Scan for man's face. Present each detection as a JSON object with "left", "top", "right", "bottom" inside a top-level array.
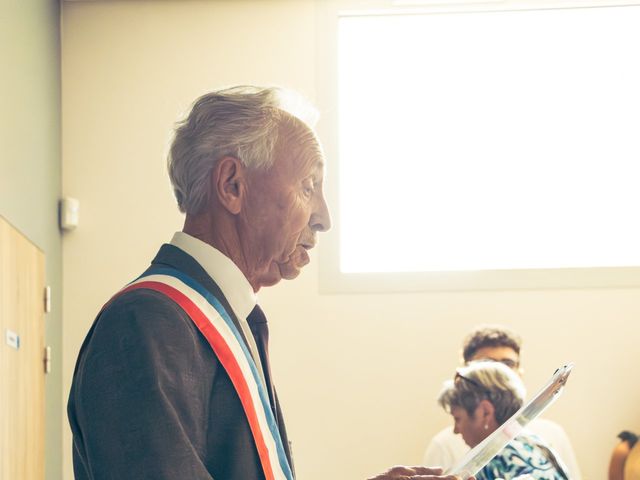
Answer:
[
  {"left": 468, "top": 346, "right": 522, "bottom": 375},
  {"left": 241, "top": 126, "right": 331, "bottom": 290}
]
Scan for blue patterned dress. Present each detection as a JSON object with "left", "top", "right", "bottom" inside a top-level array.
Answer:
[{"left": 477, "top": 434, "right": 570, "bottom": 480}]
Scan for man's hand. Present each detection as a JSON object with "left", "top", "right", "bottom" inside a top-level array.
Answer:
[{"left": 367, "top": 465, "right": 473, "bottom": 480}]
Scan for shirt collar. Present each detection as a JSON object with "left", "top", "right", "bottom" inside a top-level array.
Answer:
[{"left": 170, "top": 231, "right": 257, "bottom": 320}]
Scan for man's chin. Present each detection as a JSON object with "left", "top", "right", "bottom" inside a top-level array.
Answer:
[
  {"left": 280, "top": 265, "right": 302, "bottom": 280},
  {"left": 278, "top": 248, "right": 310, "bottom": 280}
]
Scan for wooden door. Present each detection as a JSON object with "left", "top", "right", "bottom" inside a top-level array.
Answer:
[{"left": 0, "top": 215, "right": 45, "bottom": 480}]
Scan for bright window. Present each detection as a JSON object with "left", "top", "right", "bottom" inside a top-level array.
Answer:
[{"left": 337, "top": 4, "right": 640, "bottom": 281}]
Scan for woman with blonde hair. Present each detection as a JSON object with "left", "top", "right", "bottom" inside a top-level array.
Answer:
[{"left": 438, "top": 361, "right": 570, "bottom": 480}]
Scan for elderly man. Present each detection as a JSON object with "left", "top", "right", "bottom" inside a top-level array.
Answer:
[{"left": 67, "top": 86, "right": 458, "bottom": 480}]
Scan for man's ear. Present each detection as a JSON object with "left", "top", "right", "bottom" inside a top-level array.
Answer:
[{"left": 211, "top": 156, "right": 245, "bottom": 215}]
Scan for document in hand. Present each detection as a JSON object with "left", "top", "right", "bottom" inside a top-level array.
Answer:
[{"left": 448, "top": 363, "right": 574, "bottom": 480}]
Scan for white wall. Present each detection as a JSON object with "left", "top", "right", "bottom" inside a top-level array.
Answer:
[{"left": 61, "top": 1, "right": 640, "bottom": 479}]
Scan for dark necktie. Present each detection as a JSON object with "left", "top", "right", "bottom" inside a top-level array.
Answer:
[
  {"left": 247, "top": 304, "right": 276, "bottom": 417},
  {"left": 246, "top": 304, "right": 295, "bottom": 475}
]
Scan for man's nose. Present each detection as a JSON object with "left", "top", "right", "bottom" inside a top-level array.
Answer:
[{"left": 311, "top": 192, "right": 331, "bottom": 232}]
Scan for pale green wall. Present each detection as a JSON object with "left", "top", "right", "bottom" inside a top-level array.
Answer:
[{"left": 0, "top": 1, "right": 62, "bottom": 479}]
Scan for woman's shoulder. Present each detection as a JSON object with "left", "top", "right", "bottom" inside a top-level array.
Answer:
[{"left": 477, "top": 435, "right": 567, "bottom": 480}]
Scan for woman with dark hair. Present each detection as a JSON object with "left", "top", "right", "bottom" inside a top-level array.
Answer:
[{"left": 438, "top": 361, "right": 570, "bottom": 480}]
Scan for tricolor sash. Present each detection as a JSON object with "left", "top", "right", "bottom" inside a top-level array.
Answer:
[{"left": 114, "top": 267, "right": 294, "bottom": 480}]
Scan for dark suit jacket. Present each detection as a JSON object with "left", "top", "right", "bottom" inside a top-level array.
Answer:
[{"left": 68, "top": 244, "right": 293, "bottom": 480}]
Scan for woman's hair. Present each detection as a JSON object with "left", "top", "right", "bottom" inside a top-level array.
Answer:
[
  {"left": 438, "top": 361, "right": 526, "bottom": 424},
  {"left": 167, "top": 85, "right": 318, "bottom": 215}
]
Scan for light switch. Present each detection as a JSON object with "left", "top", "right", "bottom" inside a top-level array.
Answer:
[{"left": 5, "top": 329, "right": 19, "bottom": 349}]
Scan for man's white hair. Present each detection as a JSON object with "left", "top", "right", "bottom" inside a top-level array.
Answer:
[{"left": 167, "top": 85, "right": 319, "bottom": 215}]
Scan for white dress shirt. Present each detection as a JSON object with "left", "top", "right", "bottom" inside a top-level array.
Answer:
[{"left": 170, "top": 231, "right": 267, "bottom": 389}]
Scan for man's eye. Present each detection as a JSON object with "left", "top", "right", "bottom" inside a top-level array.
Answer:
[{"left": 303, "top": 183, "right": 315, "bottom": 197}]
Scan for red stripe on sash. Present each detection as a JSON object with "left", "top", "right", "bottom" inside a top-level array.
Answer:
[{"left": 121, "top": 281, "right": 277, "bottom": 480}]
